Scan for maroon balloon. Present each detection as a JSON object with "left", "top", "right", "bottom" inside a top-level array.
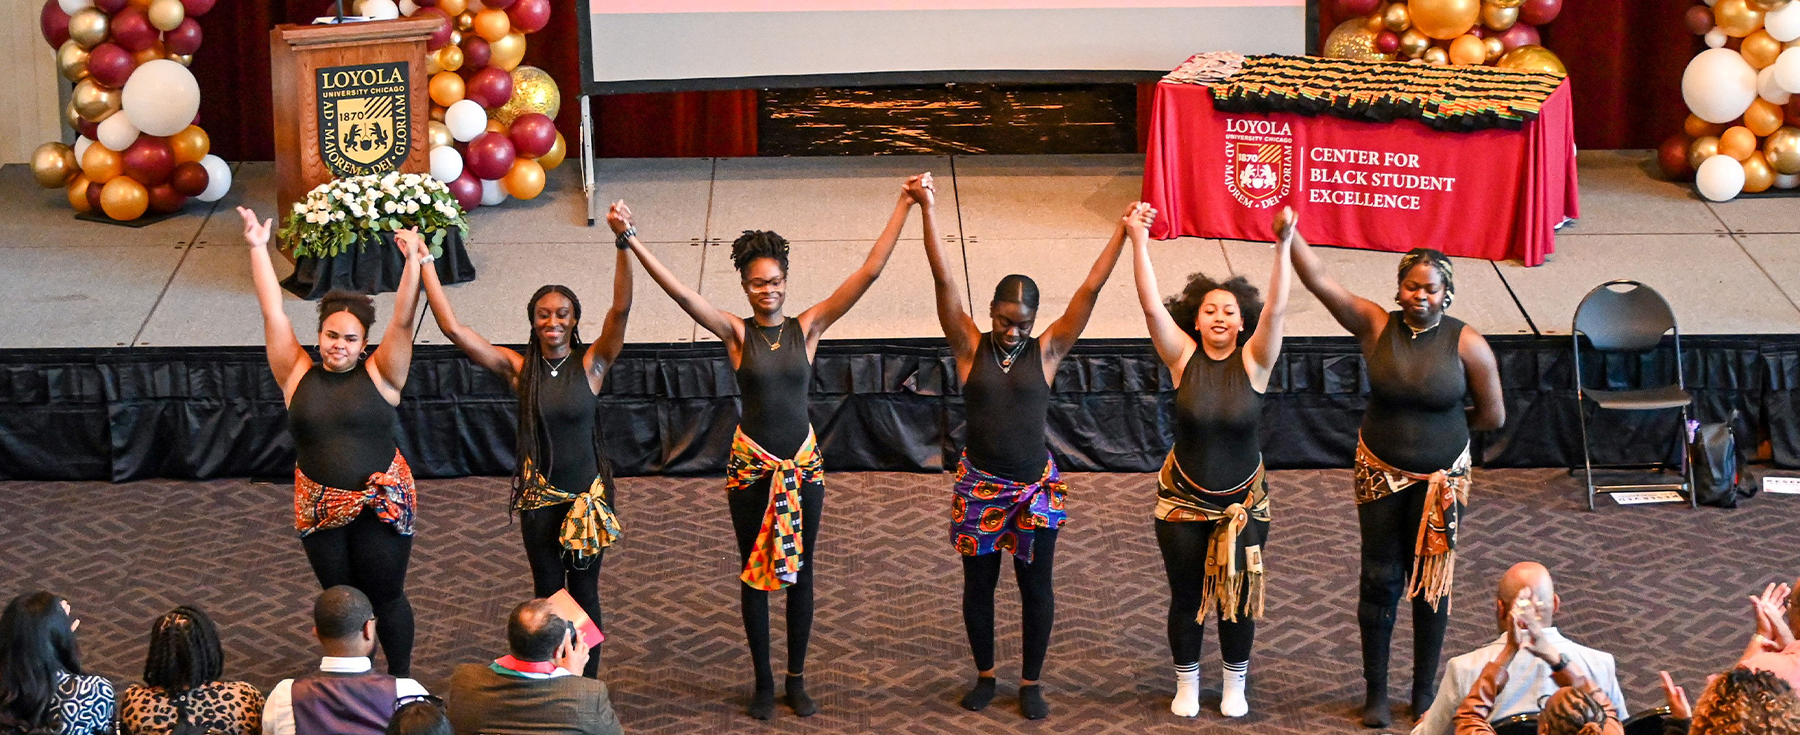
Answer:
[
  {"left": 87, "top": 44, "right": 137, "bottom": 89},
  {"left": 465, "top": 66, "right": 514, "bottom": 109},
  {"left": 1658, "top": 134, "right": 1695, "bottom": 182},
  {"left": 85, "top": 181, "right": 104, "bottom": 212},
  {"left": 1497, "top": 22, "right": 1539, "bottom": 52},
  {"left": 464, "top": 132, "right": 516, "bottom": 180},
  {"left": 508, "top": 113, "right": 556, "bottom": 158},
  {"left": 121, "top": 136, "right": 175, "bottom": 186},
  {"left": 1518, "top": 0, "right": 1561, "bottom": 26},
  {"left": 181, "top": 0, "right": 215, "bottom": 15},
  {"left": 507, "top": 0, "right": 550, "bottom": 34},
  {"left": 165, "top": 18, "right": 202, "bottom": 55},
  {"left": 1336, "top": 0, "right": 1380, "bottom": 17},
  {"left": 417, "top": 7, "right": 452, "bottom": 50},
  {"left": 78, "top": 119, "right": 100, "bottom": 140},
  {"left": 461, "top": 36, "right": 490, "bottom": 71},
  {"left": 448, "top": 169, "right": 482, "bottom": 210},
  {"left": 169, "top": 161, "right": 208, "bottom": 196},
  {"left": 484, "top": 0, "right": 516, "bottom": 8},
  {"left": 41, "top": 0, "right": 69, "bottom": 50},
  {"left": 147, "top": 183, "right": 186, "bottom": 214},
  {"left": 1468, "top": 26, "right": 1485, "bottom": 39},
  {"left": 1685, "top": 4, "right": 1715, "bottom": 34},
  {"left": 1375, "top": 30, "right": 1400, "bottom": 54},
  {"left": 110, "top": 8, "right": 158, "bottom": 53},
  {"left": 96, "top": 0, "right": 128, "bottom": 14}
]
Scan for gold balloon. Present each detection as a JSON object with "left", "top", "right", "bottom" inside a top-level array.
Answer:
[
  {"left": 1411, "top": 0, "right": 1480, "bottom": 39},
  {"left": 493, "top": 66, "right": 562, "bottom": 125},
  {"left": 67, "top": 175, "right": 94, "bottom": 213},
  {"left": 73, "top": 79, "right": 122, "bottom": 122},
  {"left": 65, "top": 99, "right": 83, "bottom": 130},
  {"left": 81, "top": 142, "right": 123, "bottom": 183},
  {"left": 1384, "top": 2, "right": 1411, "bottom": 32},
  {"left": 1748, "top": 98, "right": 1785, "bottom": 136},
  {"left": 428, "top": 121, "right": 453, "bottom": 149},
  {"left": 131, "top": 41, "right": 166, "bottom": 66},
  {"left": 490, "top": 31, "right": 527, "bottom": 71},
  {"left": 1365, "top": 13, "right": 1386, "bottom": 32},
  {"left": 454, "top": 11, "right": 474, "bottom": 31},
  {"left": 438, "top": 0, "right": 467, "bottom": 17},
  {"left": 1487, "top": 0, "right": 1524, "bottom": 7},
  {"left": 58, "top": 41, "right": 90, "bottom": 82},
  {"left": 148, "top": 0, "right": 185, "bottom": 31},
  {"left": 1744, "top": 150, "right": 1776, "bottom": 192},
  {"left": 425, "top": 50, "right": 443, "bottom": 75},
  {"left": 1687, "top": 113, "right": 1730, "bottom": 139},
  {"left": 31, "top": 143, "right": 79, "bottom": 189},
  {"left": 1484, "top": 36, "right": 1505, "bottom": 62},
  {"left": 1716, "top": 0, "right": 1766, "bottom": 38},
  {"left": 448, "top": 30, "right": 462, "bottom": 47},
  {"left": 1423, "top": 46, "right": 1451, "bottom": 65},
  {"left": 1324, "top": 19, "right": 1388, "bottom": 61},
  {"left": 485, "top": 118, "right": 506, "bottom": 134},
  {"left": 169, "top": 125, "right": 209, "bottom": 163},
  {"left": 1765, "top": 126, "right": 1800, "bottom": 174},
  {"left": 1481, "top": 3, "right": 1518, "bottom": 31},
  {"left": 171, "top": 53, "right": 192, "bottom": 66},
  {"left": 1722, "top": 125, "right": 1758, "bottom": 160},
  {"left": 68, "top": 8, "right": 109, "bottom": 48},
  {"left": 1400, "top": 28, "right": 1432, "bottom": 58},
  {"left": 429, "top": 105, "right": 445, "bottom": 122},
  {"left": 502, "top": 158, "right": 545, "bottom": 200},
  {"left": 439, "top": 45, "right": 464, "bottom": 72},
  {"left": 538, "top": 132, "right": 567, "bottom": 171},
  {"left": 100, "top": 176, "right": 148, "bottom": 221},
  {"left": 473, "top": 9, "right": 510, "bottom": 42},
  {"left": 1744, "top": 30, "right": 1783, "bottom": 69},
  {"left": 1751, "top": 0, "right": 1791, "bottom": 10},
  {"left": 1449, "top": 34, "right": 1486, "bottom": 64},
  {"left": 1689, "top": 135, "right": 1722, "bottom": 170},
  {"left": 1495, "top": 45, "right": 1566, "bottom": 75}
]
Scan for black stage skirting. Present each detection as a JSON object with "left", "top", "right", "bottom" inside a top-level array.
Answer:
[{"left": 2, "top": 336, "right": 1796, "bottom": 482}]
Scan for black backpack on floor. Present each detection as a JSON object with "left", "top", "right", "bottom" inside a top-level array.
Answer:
[{"left": 1690, "top": 411, "right": 1755, "bottom": 508}]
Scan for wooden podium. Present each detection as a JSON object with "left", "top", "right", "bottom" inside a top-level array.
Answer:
[{"left": 270, "top": 18, "right": 438, "bottom": 252}]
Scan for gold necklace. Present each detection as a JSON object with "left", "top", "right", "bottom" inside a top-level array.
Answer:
[{"left": 753, "top": 319, "right": 784, "bottom": 351}]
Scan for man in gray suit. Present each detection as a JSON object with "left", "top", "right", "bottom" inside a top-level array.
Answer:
[{"left": 446, "top": 599, "right": 624, "bottom": 735}]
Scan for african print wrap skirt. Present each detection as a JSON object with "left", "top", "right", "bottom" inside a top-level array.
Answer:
[
  {"left": 515, "top": 457, "right": 622, "bottom": 569},
  {"left": 725, "top": 426, "right": 823, "bottom": 592},
  {"left": 950, "top": 452, "right": 1067, "bottom": 564},
  {"left": 294, "top": 450, "right": 415, "bottom": 537},
  {"left": 1354, "top": 436, "right": 1471, "bottom": 612},
  {"left": 1156, "top": 453, "right": 1270, "bottom": 623}
]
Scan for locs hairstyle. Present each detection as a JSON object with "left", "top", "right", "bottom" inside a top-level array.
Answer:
[
  {"left": 1163, "top": 272, "right": 1264, "bottom": 346},
  {"left": 142, "top": 606, "right": 224, "bottom": 693},
  {"left": 731, "top": 231, "right": 791, "bottom": 275}
]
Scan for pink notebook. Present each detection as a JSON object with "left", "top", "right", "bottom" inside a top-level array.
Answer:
[{"left": 548, "top": 589, "right": 605, "bottom": 645}]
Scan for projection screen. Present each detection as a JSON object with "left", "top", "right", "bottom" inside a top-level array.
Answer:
[{"left": 577, "top": 0, "right": 1309, "bottom": 94}]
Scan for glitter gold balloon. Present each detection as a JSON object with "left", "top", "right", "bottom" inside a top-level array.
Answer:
[
  {"left": 73, "top": 78, "right": 121, "bottom": 122},
  {"left": 1495, "top": 44, "right": 1566, "bottom": 75},
  {"left": 1764, "top": 126, "right": 1800, "bottom": 174},
  {"left": 1324, "top": 19, "right": 1388, "bottom": 61},
  {"left": 1689, "top": 135, "right": 1722, "bottom": 170},
  {"left": 1715, "top": 0, "right": 1766, "bottom": 38},
  {"left": 1384, "top": 2, "right": 1411, "bottom": 31},
  {"left": 489, "top": 30, "right": 526, "bottom": 71},
  {"left": 493, "top": 65, "right": 561, "bottom": 126},
  {"left": 57, "top": 40, "right": 91, "bottom": 82},
  {"left": 68, "top": 7, "right": 109, "bottom": 48},
  {"left": 428, "top": 120, "right": 453, "bottom": 149},
  {"left": 1400, "top": 28, "right": 1432, "bottom": 57},
  {"left": 1481, "top": 3, "right": 1518, "bottom": 30},
  {"left": 31, "top": 142, "right": 80, "bottom": 188}
]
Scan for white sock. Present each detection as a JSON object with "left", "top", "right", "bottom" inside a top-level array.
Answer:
[
  {"left": 1220, "top": 660, "right": 1249, "bottom": 717},
  {"left": 1172, "top": 662, "right": 1201, "bottom": 717}
]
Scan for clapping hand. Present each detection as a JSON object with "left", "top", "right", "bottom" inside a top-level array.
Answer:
[
  {"left": 606, "top": 200, "right": 634, "bottom": 237},
  {"left": 1747, "top": 582, "right": 1794, "bottom": 657},
  {"left": 237, "top": 207, "right": 272, "bottom": 250},
  {"left": 1510, "top": 589, "right": 1563, "bottom": 666},
  {"left": 903, "top": 173, "right": 934, "bottom": 208},
  {"left": 1659, "top": 671, "right": 1692, "bottom": 721}
]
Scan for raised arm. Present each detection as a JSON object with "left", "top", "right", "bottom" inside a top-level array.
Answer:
[
  {"left": 1243, "top": 208, "right": 1296, "bottom": 391},
  {"left": 366, "top": 229, "right": 425, "bottom": 403},
  {"left": 586, "top": 204, "right": 638, "bottom": 389},
  {"left": 240, "top": 207, "right": 312, "bottom": 403},
  {"left": 1037, "top": 205, "right": 1129, "bottom": 368},
  {"left": 617, "top": 201, "right": 743, "bottom": 346},
  {"left": 1128, "top": 203, "right": 1196, "bottom": 375},
  {"left": 797, "top": 178, "right": 918, "bottom": 345},
  {"left": 419, "top": 240, "right": 523, "bottom": 381},
  {"left": 1288, "top": 225, "right": 1388, "bottom": 342},
  {"left": 914, "top": 174, "right": 979, "bottom": 370},
  {"left": 1460, "top": 328, "right": 1505, "bottom": 431}
]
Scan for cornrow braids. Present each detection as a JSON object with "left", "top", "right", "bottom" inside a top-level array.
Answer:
[
  {"left": 731, "top": 230, "right": 790, "bottom": 275},
  {"left": 1537, "top": 686, "right": 1612, "bottom": 735},
  {"left": 142, "top": 606, "right": 224, "bottom": 694}
]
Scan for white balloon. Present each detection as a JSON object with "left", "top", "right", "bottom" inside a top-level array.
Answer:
[
  {"left": 1760, "top": 66, "right": 1793, "bottom": 104},
  {"left": 121, "top": 60, "right": 201, "bottom": 137},
  {"left": 429, "top": 146, "right": 464, "bottom": 183},
  {"left": 1778, "top": 172, "right": 1800, "bottom": 189},
  {"left": 196, "top": 154, "right": 232, "bottom": 203},
  {"left": 480, "top": 177, "right": 508, "bottom": 206},
  {"left": 74, "top": 136, "right": 94, "bottom": 163},
  {"left": 96, "top": 113, "right": 140, "bottom": 152},
  {"left": 398, "top": 0, "right": 419, "bottom": 15},
  {"left": 445, "top": 99, "right": 487, "bottom": 142},
  {"left": 1708, "top": 28, "right": 1729, "bottom": 48},
  {"left": 1771, "top": 2, "right": 1800, "bottom": 43},
  {"left": 1697, "top": 155, "right": 1747, "bottom": 202},
  {"left": 57, "top": 0, "right": 92, "bottom": 13},
  {"left": 1684, "top": 48, "right": 1759, "bottom": 124},
  {"left": 1779, "top": 48, "right": 1800, "bottom": 93},
  {"left": 361, "top": 0, "right": 399, "bottom": 20}
]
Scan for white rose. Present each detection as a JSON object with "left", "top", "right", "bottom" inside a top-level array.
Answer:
[{"left": 332, "top": 211, "right": 345, "bottom": 222}]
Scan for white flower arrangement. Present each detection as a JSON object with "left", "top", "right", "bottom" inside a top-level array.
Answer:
[{"left": 279, "top": 172, "right": 469, "bottom": 259}]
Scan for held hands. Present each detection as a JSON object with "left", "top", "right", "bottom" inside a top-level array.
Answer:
[
  {"left": 552, "top": 628, "right": 591, "bottom": 676},
  {"left": 1122, "top": 202, "right": 1157, "bottom": 240},
  {"left": 1272, "top": 206, "right": 1298, "bottom": 246},
  {"left": 606, "top": 199, "right": 634, "bottom": 237},
  {"left": 393, "top": 227, "right": 427, "bottom": 262},
  {"left": 1659, "top": 671, "right": 1692, "bottom": 721},
  {"left": 237, "top": 206, "right": 273, "bottom": 250},
  {"left": 903, "top": 173, "right": 934, "bottom": 208}
]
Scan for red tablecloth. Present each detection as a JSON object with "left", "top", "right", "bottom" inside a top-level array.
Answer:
[{"left": 1142, "top": 79, "right": 1579, "bottom": 266}]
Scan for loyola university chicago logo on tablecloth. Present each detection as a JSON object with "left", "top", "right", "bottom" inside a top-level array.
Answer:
[
  {"left": 1222, "top": 119, "right": 1292, "bottom": 209},
  {"left": 316, "top": 62, "right": 410, "bottom": 178}
]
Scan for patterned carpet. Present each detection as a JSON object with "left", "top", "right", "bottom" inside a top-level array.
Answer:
[{"left": 2, "top": 469, "right": 1794, "bottom": 734}]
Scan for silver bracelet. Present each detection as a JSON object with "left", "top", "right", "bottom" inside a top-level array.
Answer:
[{"left": 419, "top": 253, "right": 435, "bottom": 265}]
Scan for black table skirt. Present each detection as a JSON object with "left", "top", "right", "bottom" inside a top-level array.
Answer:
[{"left": 282, "top": 230, "right": 475, "bottom": 299}]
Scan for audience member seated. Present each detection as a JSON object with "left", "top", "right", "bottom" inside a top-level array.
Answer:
[
  {"left": 1690, "top": 667, "right": 1800, "bottom": 735},
  {"left": 119, "top": 606, "right": 265, "bottom": 735},
  {"left": 386, "top": 699, "right": 451, "bottom": 735},
  {"left": 1453, "top": 586, "right": 1623, "bottom": 735},
  {"left": 1415, "top": 563, "right": 1627, "bottom": 735},
  {"left": 445, "top": 599, "right": 623, "bottom": 735},
  {"left": 0, "top": 591, "right": 114, "bottom": 735},
  {"left": 263, "top": 587, "right": 428, "bottom": 735}
]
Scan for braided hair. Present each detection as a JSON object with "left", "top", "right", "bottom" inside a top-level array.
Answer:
[
  {"left": 731, "top": 231, "right": 790, "bottom": 275},
  {"left": 511, "top": 286, "right": 615, "bottom": 513},
  {"left": 1536, "top": 685, "right": 1614, "bottom": 735},
  {"left": 1163, "top": 272, "right": 1264, "bottom": 346},
  {"left": 1692, "top": 667, "right": 1800, "bottom": 735},
  {"left": 1397, "top": 248, "right": 1455, "bottom": 308},
  {"left": 141, "top": 607, "right": 223, "bottom": 694}
]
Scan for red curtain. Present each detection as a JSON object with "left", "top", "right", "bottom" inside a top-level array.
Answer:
[{"left": 192, "top": 0, "right": 332, "bottom": 161}]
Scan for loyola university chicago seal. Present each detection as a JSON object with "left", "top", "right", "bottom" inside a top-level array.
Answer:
[{"left": 1222, "top": 118, "right": 1292, "bottom": 209}]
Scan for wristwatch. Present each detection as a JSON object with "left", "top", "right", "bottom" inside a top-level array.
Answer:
[
  {"left": 615, "top": 226, "right": 636, "bottom": 250},
  {"left": 1548, "top": 653, "right": 1570, "bottom": 673}
]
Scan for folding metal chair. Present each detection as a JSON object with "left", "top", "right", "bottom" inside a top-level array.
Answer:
[
  {"left": 1622, "top": 706, "right": 1672, "bottom": 735},
  {"left": 1490, "top": 713, "right": 1538, "bottom": 735},
  {"left": 1571, "top": 280, "right": 1694, "bottom": 511}
]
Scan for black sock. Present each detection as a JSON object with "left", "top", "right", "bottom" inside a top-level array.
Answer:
[
  {"left": 1361, "top": 683, "right": 1391, "bottom": 728},
  {"left": 960, "top": 676, "right": 997, "bottom": 711},
  {"left": 1019, "top": 684, "right": 1049, "bottom": 720},
  {"left": 748, "top": 680, "right": 775, "bottom": 720},
  {"left": 785, "top": 674, "right": 817, "bottom": 717}
]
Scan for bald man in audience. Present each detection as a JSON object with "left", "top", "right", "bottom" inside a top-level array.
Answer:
[
  {"left": 1412, "top": 563, "right": 1626, "bottom": 735},
  {"left": 445, "top": 599, "right": 623, "bottom": 735}
]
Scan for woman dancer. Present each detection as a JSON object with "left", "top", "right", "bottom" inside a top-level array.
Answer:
[
  {"left": 1130, "top": 204, "right": 1292, "bottom": 719},
  {"left": 618, "top": 177, "right": 919, "bottom": 719},
  {"left": 241, "top": 206, "right": 425, "bottom": 676},
  {"left": 417, "top": 208, "right": 632, "bottom": 678},
  {"left": 1286, "top": 222, "right": 1505, "bottom": 726},
  {"left": 919, "top": 177, "right": 1127, "bottom": 721}
]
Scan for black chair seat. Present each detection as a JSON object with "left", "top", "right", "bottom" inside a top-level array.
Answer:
[
  {"left": 1623, "top": 706, "right": 1672, "bottom": 735},
  {"left": 1585, "top": 385, "right": 1691, "bottom": 411},
  {"left": 1490, "top": 713, "right": 1538, "bottom": 735}
]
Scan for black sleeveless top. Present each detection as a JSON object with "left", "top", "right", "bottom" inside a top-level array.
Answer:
[
  {"left": 289, "top": 361, "right": 399, "bottom": 490},
  {"left": 1172, "top": 347, "right": 1263, "bottom": 495},
  {"left": 530, "top": 356, "right": 599, "bottom": 493},
  {"left": 964, "top": 334, "right": 1052, "bottom": 483},
  {"left": 1361, "top": 312, "right": 1469, "bottom": 474},
  {"left": 737, "top": 317, "right": 812, "bottom": 458}
]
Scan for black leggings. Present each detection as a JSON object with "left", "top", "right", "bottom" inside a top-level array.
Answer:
[
  {"left": 520, "top": 502, "right": 606, "bottom": 678},
  {"left": 1356, "top": 482, "right": 1451, "bottom": 695},
  {"left": 1156, "top": 518, "right": 1262, "bottom": 666},
  {"left": 300, "top": 507, "right": 415, "bottom": 675},
  {"left": 728, "top": 475, "right": 825, "bottom": 688},
  {"left": 962, "top": 527, "right": 1058, "bottom": 681}
]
